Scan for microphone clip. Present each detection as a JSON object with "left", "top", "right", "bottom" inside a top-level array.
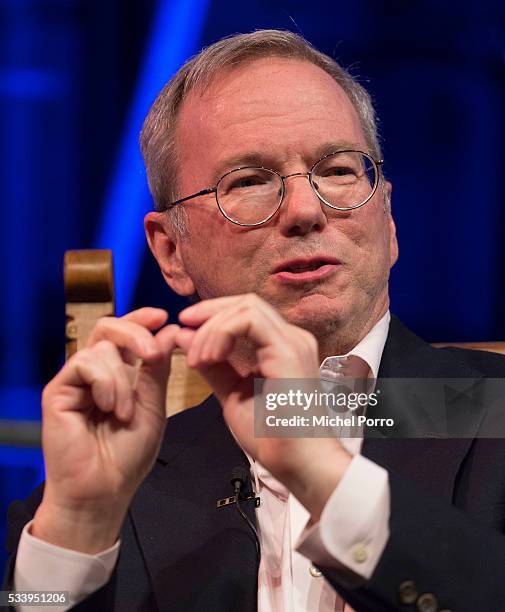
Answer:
[{"left": 216, "top": 492, "right": 261, "bottom": 509}]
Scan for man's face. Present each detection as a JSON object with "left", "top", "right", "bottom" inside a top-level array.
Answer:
[{"left": 147, "top": 57, "right": 398, "bottom": 346}]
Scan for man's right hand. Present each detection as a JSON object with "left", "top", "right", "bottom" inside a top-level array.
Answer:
[{"left": 32, "top": 307, "right": 179, "bottom": 553}]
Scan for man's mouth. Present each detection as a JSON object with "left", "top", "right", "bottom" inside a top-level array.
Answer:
[
  {"left": 284, "top": 261, "right": 327, "bottom": 273},
  {"left": 273, "top": 257, "right": 340, "bottom": 282}
]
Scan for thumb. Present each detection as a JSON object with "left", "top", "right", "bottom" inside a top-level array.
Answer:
[{"left": 193, "top": 362, "right": 245, "bottom": 405}]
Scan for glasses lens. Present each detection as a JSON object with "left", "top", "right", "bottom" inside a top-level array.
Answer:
[
  {"left": 217, "top": 167, "right": 282, "bottom": 225},
  {"left": 311, "top": 152, "right": 377, "bottom": 209}
]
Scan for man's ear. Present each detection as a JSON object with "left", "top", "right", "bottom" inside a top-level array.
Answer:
[
  {"left": 383, "top": 181, "right": 399, "bottom": 268},
  {"left": 144, "top": 211, "right": 196, "bottom": 296}
]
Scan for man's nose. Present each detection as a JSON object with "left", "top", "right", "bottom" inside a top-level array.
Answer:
[{"left": 277, "top": 173, "right": 328, "bottom": 236}]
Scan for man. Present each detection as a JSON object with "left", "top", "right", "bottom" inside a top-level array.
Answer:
[{"left": 5, "top": 30, "right": 505, "bottom": 612}]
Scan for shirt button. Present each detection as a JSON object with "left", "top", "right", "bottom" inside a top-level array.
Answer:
[
  {"left": 309, "top": 565, "right": 322, "bottom": 578},
  {"left": 351, "top": 543, "right": 368, "bottom": 563}
]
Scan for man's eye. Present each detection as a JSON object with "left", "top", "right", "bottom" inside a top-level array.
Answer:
[
  {"left": 324, "top": 165, "right": 357, "bottom": 177},
  {"left": 229, "top": 176, "right": 266, "bottom": 190}
]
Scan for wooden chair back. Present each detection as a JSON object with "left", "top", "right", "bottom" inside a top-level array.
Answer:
[{"left": 64, "top": 250, "right": 211, "bottom": 416}]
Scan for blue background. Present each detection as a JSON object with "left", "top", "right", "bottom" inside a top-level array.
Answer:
[{"left": 1, "top": 0, "right": 504, "bottom": 576}]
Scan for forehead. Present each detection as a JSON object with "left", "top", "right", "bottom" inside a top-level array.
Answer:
[{"left": 175, "top": 57, "right": 366, "bottom": 185}]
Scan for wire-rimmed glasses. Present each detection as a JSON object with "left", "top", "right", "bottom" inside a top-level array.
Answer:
[{"left": 167, "top": 150, "right": 384, "bottom": 227}]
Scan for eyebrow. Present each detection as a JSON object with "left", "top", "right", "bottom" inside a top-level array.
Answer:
[
  {"left": 211, "top": 153, "right": 265, "bottom": 183},
  {"left": 312, "top": 140, "right": 365, "bottom": 160},
  {"left": 210, "top": 140, "right": 365, "bottom": 183}
]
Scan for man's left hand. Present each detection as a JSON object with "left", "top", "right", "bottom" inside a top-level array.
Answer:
[{"left": 176, "top": 293, "right": 352, "bottom": 520}]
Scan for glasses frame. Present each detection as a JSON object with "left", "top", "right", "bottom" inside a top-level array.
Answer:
[{"left": 167, "top": 150, "right": 384, "bottom": 227}]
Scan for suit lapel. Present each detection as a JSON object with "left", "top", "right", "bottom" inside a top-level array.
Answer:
[
  {"left": 129, "top": 397, "right": 258, "bottom": 612},
  {"left": 127, "top": 316, "right": 489, "bottom": 607},
  {"left": 362, "top": 316, "right": 485, "bottom": 500}
]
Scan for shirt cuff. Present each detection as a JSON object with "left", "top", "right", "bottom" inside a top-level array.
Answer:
[
  {"left": 14, "top": 520, "right": 119, "bottom": 612},
  {"left": 296, "top": 454, "right": 390, "bottom": 582}
]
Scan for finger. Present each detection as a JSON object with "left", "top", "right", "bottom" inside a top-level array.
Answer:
[
  {"left": 93, "top": 341, "right": 135, "bottom": 422},
  {"left": 119, "top": 346, "right": 143, "bottom": 367},
  {"left": 134, "top": 325, "right": 180, "bottom": 419},
  {"left": 122, "top": 307, "right": 168, "bottom": 328},
  {"left": 42, "top": 378, "right": 97, "bottom": 418},
  {"left": 186, "top": 311, "right": 237, "bottom": 366},
  {"left": 179, "top": 294, "right": 285, "bottom": 328},
  {"left": 179, "top": 296, "right": 243, "bottom": 326},
  {"left": 51, "top": 348, "right": 118, "bottom": 415},
  {"left": 187, "top": 308, "right": 320, "bottom": 377},
  {"left": 182, "top": 299, "right": 269, "bottom": 366},
  {"left": 153, "top": 323, "right": 181, "bottom": 352},
  {"left": 87, "top": 317, "right": 164, "bottom": 363},
  {"left": 174, "top": 328, "right": 196, "bottom": 354},
  {"left": 175, "top": 325, "right": 240, "bottom": 396},
  {"left": 185, "top": 304, "right": 286, "bottom": 368},
  {"left": 102, "top": 307, "right": 169, "bottom": 367}
]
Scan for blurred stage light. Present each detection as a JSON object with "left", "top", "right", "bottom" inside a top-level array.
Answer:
[{"left": 96, "top": 0, "right": 210, "bottom": 315}]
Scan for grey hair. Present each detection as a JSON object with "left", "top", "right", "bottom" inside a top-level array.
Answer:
[{"left": 140, "top": 29, "right": 385, "bottom": 230}]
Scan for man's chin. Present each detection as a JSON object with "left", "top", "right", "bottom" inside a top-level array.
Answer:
[{"left": 277, "top": 297, "right": 349, "bottom": 335}]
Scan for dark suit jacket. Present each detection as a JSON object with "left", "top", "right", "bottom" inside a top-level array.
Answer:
[{"left": 5, "top": 316, "right": 505, "bottom": 611}]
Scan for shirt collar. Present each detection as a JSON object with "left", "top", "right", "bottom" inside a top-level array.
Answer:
[
  {"left": 234, "top": 310, "right": 391, "bottom": 494},
  {"left": 320, "top": 310, "right": 390, "bottom": 379}
]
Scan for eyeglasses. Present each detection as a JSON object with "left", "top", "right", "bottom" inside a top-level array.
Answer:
[{"left": 167, "top": 150, "right": 384, "bottom": 227}]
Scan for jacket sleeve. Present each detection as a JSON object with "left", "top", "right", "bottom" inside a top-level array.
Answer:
[{"left": 320, "top": 466, "right": 505, "bottom": 611}]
